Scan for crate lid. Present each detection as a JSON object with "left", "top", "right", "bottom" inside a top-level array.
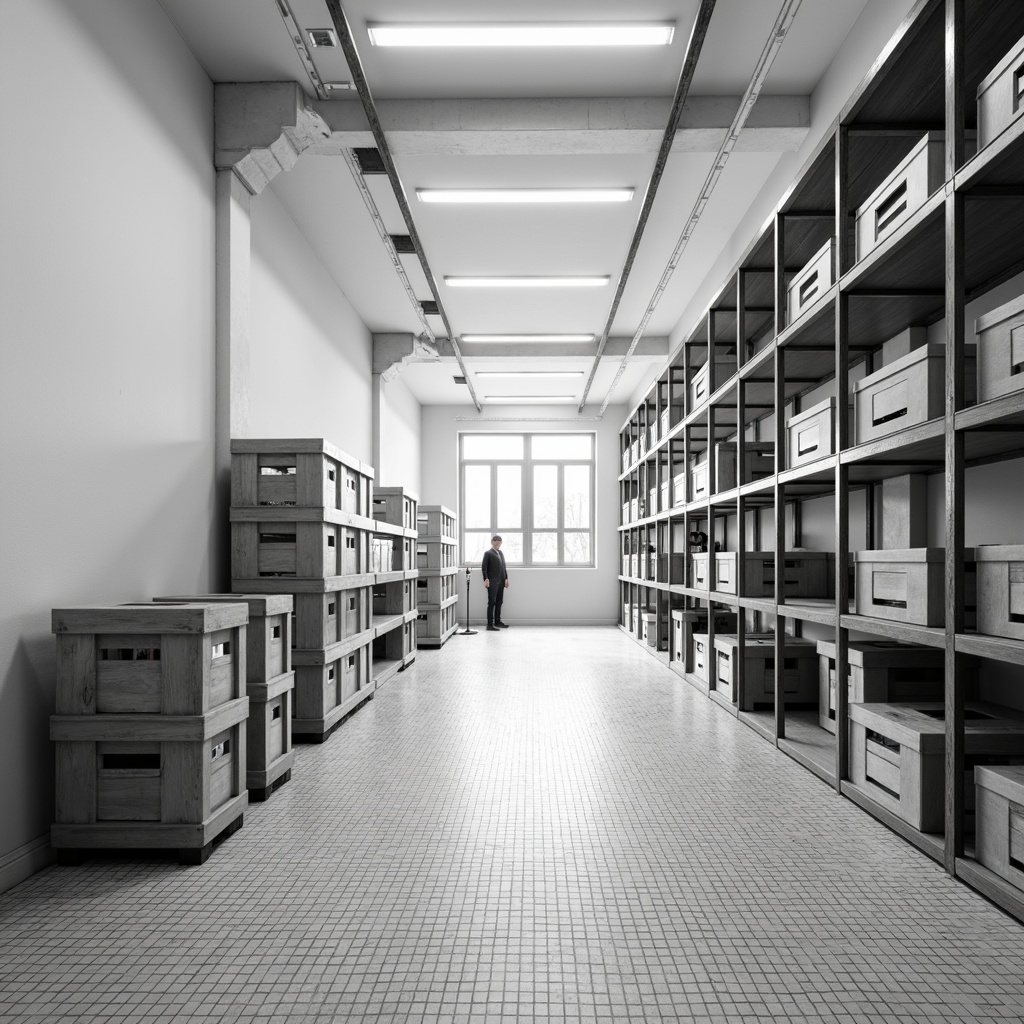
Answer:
[
  {"left": 854, "top": 546, "right": 975, "bottom": 563},
  {"left": 52, "top": 602, "right": 249, "bottom": 635},
  {"left": 373, "top": 485, "right": 420, "bottom": 503},
  {"left": 814, "top": 638, "right": 944, "bottom": 667},
  {"left": 713, "top": 632, "right": 810, "bottom": 653},
  {"left": 155, "top": 594, "right": 293, "bottom": 616},
  {"left": 786, "top": 395, "right": 842, "bottom": 427},
  {"left": 975, "top": 290, "right": 1024, "bottom": 335},
  {"left": 975, "top": 544, "right": 1024, "bottom": 561},
  {"left": 852, "top": 344, "right": 947, "bottom": 393},
  {"left": 975, "top": 763, "right": 1024, "bottom": 802},
  {"left": 230, "top": 437, "right": 373, "bottom": 478}
]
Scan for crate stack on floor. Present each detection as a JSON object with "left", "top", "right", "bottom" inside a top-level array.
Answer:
[
  {"left": 230, "top": 439, "right": 376, "bottom": 743},
  {"left": 153, "top": 593, "right": 295, "bottom": 801},
  {"left": 49, "top": 602, "right": 250, "bottom": 864},
  {"left": 370, "top": 486, "right": 419, "bottom": 687},
  {"left": 416, "top": 505, "right": 460, "bottom": 647}
]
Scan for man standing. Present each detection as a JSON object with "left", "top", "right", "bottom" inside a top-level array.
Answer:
[{"left": 482, "top": 535, "right": 509, "bottom": 631}]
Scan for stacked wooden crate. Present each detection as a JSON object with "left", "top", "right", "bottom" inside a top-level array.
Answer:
[
  {"left": 370, "top": 486, "right": 419, "bottom": 687},
  {"left": 416, "top": 505, "right": 460, "bottom": 647},
  {"left": 50, "top": 602, "right": 250, "bottom": 864},
  {"left": 229, "top": 438, "right": 376, "bottom": 742},
  {"left": 154, "top": 594, "right": 295, "bottom": 800}
]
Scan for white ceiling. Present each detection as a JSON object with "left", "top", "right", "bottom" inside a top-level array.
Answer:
[{"left": 160, "top": 0, "right": 876, "bottom": 410}]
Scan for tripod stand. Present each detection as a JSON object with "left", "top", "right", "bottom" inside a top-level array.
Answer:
[{"left": 458, "top": 566, "right": 477, "bottom": 635}]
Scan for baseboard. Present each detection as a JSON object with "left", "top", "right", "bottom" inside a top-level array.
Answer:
[{"left": 0, "top": 834, "right": 54, "bottom": 894}]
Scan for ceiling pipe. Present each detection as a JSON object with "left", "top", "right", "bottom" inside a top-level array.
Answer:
[
  {"left": 324, "top": 0, "right": 482, "bottom": 412},
  {"left": 598, "top": 0, "right": 805, "bottom": 417},
  {"left": 577, "top": 0, "right": 717, "bottom": 413}
]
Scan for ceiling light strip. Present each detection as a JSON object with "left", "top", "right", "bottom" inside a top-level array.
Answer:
[
  {"left": 446, "top": 276, "right": 609, "bottom": 288},
  {"left": 417, "top": 188, "right": 634, "bottom": 204},
  {"left": 274, "top": 0, "right": 329, "bottom": 100},
  {"left": 577, "top": 0, "right": 718, "bottom": 413},
  {"left": 323, "top": 0, "right": 482, "bottom": 412},
  {"left": 461, "top": 335, "right": 595, "bottom": 343},
  {"left": 598, "top": 0, "right": 804, "bottom": 416},
  {"left": 454, "top": 416, "right": 603, "bottom": 422},
  {"left": 367, "top": 24, "right": 675, "bottom": 48},
  {"left": 340, "top": 149, "right": 436, "bottom": 340}
]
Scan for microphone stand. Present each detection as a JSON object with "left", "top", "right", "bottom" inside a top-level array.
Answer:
[{"left": 458, "top": 566, "right": 477, "bottom": 635}]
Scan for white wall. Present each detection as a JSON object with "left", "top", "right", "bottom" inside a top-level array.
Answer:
[
  {"left": 420, "top": 407, "right": 625, "bottom": 625},
  {"left": 248, "top": 186, "right": 373, "bottom": 463},
  {"left": 378, "top": 376, "right": 422, "bottom": 495},
  {"left": 0, "top": 0, "right": 217, "bottom": 890}
]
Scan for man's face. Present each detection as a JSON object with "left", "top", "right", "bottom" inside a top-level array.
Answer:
[{"left": 492, "top": 540, "right": 502, "bottom": 550}]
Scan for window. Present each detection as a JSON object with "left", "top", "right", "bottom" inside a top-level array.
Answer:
[{"left": 460, "top": 433, "right": 595, "bottom": 566}]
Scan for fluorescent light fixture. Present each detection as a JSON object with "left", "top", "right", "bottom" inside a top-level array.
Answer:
[
  {"left": 417, "top": 188, "right": 633, "bottom": 204},
  {"left": 461, "top": 334, "right": 595, "bottom": 343},
  {"left": 307, "top": 28, "right": 338, "bottom": 48},
  {"left": 476, "top": 371, "right": 584, "bottom": 379},
  {"left": 324, "top": 81, "right": 355, "bottom": 91},
  {"left": 484, "top": 396, "right": 578, "bottom": 403},
  {"left": 445, "top": 276, "right": 610, "bottom": 288},
  {"left": 368, "top": 23, "right": 675, "bottom": 47}
]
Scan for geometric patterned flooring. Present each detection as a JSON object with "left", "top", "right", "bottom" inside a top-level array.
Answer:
[{"left": 2, "top": 626, "right": 1024, "bottom": 1023}]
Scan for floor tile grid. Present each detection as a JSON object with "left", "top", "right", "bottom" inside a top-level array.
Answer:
[{"left": 0, "top": 628, "right": 1023, "bottom": 1023}]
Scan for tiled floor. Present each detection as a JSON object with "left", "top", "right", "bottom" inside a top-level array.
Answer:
[{"left": 3, "top": 627, "right": 1024, "bottom": 1023}]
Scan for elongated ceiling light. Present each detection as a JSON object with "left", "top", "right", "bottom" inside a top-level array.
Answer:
[
  {"left": 445, "top": 276, "right": 609, "bottom": 288},
  {"left": 476, "top": 371, "right": 584, "bottom": 379},
  {"left": 461, "top": 334, "right": 595, "bottom": 343},
  {"left": 417, "top": 188, "right": 633, "bottom": 204},
  {"left": 484, "top": 396, "right": 577, "bottom": 403},
  {"left": 368, "top": 24, "right": 675, "bottom": 47}
]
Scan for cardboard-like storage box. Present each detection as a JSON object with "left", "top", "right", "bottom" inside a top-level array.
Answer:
[
  {"left": 975, "top": 294, "right": 1024, "bottom": 403},
  {"left": 853, "top": 344, "right": 975, "bottom": 444},
  {"left": 661, "top": 408, "right": 671, "bottom": 436},
  {"left": 786, "top": 239, "right": 834, "bottom": 326},
  {"left": 642, "top": 612, "right": 668, "bottom": 651},
  {"left": 849, "top": 701, "right": 1024, "bottom": 832},
  {"left": 855, "top": 134, "right": 945, "bottom": 262},
  {"left": 691, "top": 552, "right": 711, "bottom": 590},
  {"left": 690, "top": 358, "right": 737, "bottom": 410},
  {"left": 854, "top": 547, "right": 976, "bottom": 628},
  {"left": 977, "top": 545, "right": 1024, "bottom": 640},
  {"left": 692, "top": 633, "right": 712, "bottom": 682},
  {"left": 975, "top": 765, "right": 1024, "bottom": 891},
  {"left": 671, "top": 610, "right": 737, "bottom": 673},
  {"left": 977, "top": 34, "right": 1024, "bottom": 150},
  {"left": 786, "top": 398, "right": 846, "bottom": 469},
  {"left": 815, "top": 639, "right": 944, "bottom": 734},
  {"left": 714, "top": 550, "right": 833, "bottom": 599},
  {"left": 691, "top": 455, "right": 710, "bottom": 501},
  {"left": 714, "top": 633, "right": 817, "bottom": 710},
  {"left": 672, "top": 472, "right": 686, "bottom": 506}
]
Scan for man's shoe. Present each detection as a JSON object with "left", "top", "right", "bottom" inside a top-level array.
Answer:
[
  {"left": 486, "top": 625, "right": 500, "bottom": 631},
  {"left": 496, "top": 622, "right": 510, "bottom": 628}
]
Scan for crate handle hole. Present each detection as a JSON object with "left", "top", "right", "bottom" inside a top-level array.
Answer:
[
  {"left": 272, "top": 705, "right": 282, "bottom": 721},
  {"left": 260, "top": 532, "right": 295, "bottom": 544},
  {"left": 212, "top": 641, "right": 231, "bottom": 659},
  {"left": 211, "top": 739, "right": 231, "bottom": 760},
  {"left": 873, "top": 405, "right": 908, "bottom": 427},
  {"left": 102, "top": 753, "right": 160, "bottom": 770},
  {"left": 798, "top": 270, "right": 819, "bottom": 306},
  {"left": 875, "top": 178, "right": 908, "bottom": 237},
  {"left": 272, "top": 625, "right": 281, "bottom": 639},
  {"left": 1015, "top": 63, "right": 1024, "bottom": 110}
]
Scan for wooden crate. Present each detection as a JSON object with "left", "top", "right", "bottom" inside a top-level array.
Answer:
[
  {"left": 419, "top": 505, "right": 457, "bottom": 539},
  {"left": 418, "top": 540, "right": 458, "bottom": 570},
  {"left": 291, "top": 642, "right": 371, "bottom": 740},
  {"left": 370, "top": 536, "right": 394, "bottom": 573},
  {"left": 815, "top": 640, "right": 944, "bottom": 734},
  {"left": 690, "top": 358, "right": 737, "bottom": 410},
  {"left": 975, "top": 765, "right": 1024, "bottom": 891},
  {"left": 417, "top": 570, "right": 457, "bottom": 606},
  {"left": 712, "top": 551, "right": 833, "bottom": 598},
  {"left": 417, "top": 599, "right": 459, "bottom": 647},
  {"left": 855, "top": 134, "right": 945, "bottom": 261},
  {"left": 714, "top": 633, "right": 817, "bottom": 710},
  {"left": 977, "top": 35, "right": 1024, "bottom": 150},
  {"left": 976, "top": 294, "right": 1024, "bottom": 403},
  {"left": 855, "top": 547, "right": 976, "bottom": 627},
  {"left": 230, "top": 517, "right": 370, "bottom": 578},
  {"left": 52, "top": 604, "right": 247, "bottom": 717},
  {"left": 850, "top": 701, "right": 1024, "bottom": 832},
  {"left": 671, "top": 610, "right": 737, "bottom": 673},
  {"left": 50, "top": 700, "right": 248, "bottom": 863},
  {"left": 374, "top": 616, "right": 417, "bottom": 664},
  {"left": 786, "top": 238, "right": 834, "bottom": 325},
  {"left": 853, "top": 344, "right": 976, "bottom": 443},
  {"left": 373, "top": 578, "right": 416, "bottom": 616},
  {"left": 231, "top": 438, "right": 372, "bottom": 515},
  {"left": 154, "top": 594, "right": 291, "bottom": 687},
  {"left": 371, "top": 486, "right": 418, "bottom": 530},
  {"left": 292, "top": 585, "right": 370, "bottom": 650},
  {"left": 787, "top": 397, "right": 843, "bottom": 469},
  {"left": 977, "top": 545, "right": 1024, "bottom": 640},
  {"left": 246, "top": 671, "right": 295, "bottom": 798}
]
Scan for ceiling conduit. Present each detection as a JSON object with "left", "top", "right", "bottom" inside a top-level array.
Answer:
[
  {"left": 577, "top": 0, "right": 717, "bottom": 413},
  {"left": 597, "top": 0, "right": 805, "bottom": 416},
  {"left": 324, "top": 0, "right": 483, "bottom": 411}
]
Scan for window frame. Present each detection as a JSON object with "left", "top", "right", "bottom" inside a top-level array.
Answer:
[{"left": 459, "top": 432, "right": 596, "bottom": 567}]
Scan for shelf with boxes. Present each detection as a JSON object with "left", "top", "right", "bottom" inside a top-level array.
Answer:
[
  {"left": 370, "top": 487, "right": 419, "bottom": 684},
  {"left": 416, "top": 505, "right": 460, "bottom": 647},
  {"left": 230, "top": 439, "right": 378, "bottom": 743},
  {"left": 49, "top": 602, "right": 250, "bottom": 864},
  {"left": 615, "top": 0, "right": 1024, "bottom": 921}
]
